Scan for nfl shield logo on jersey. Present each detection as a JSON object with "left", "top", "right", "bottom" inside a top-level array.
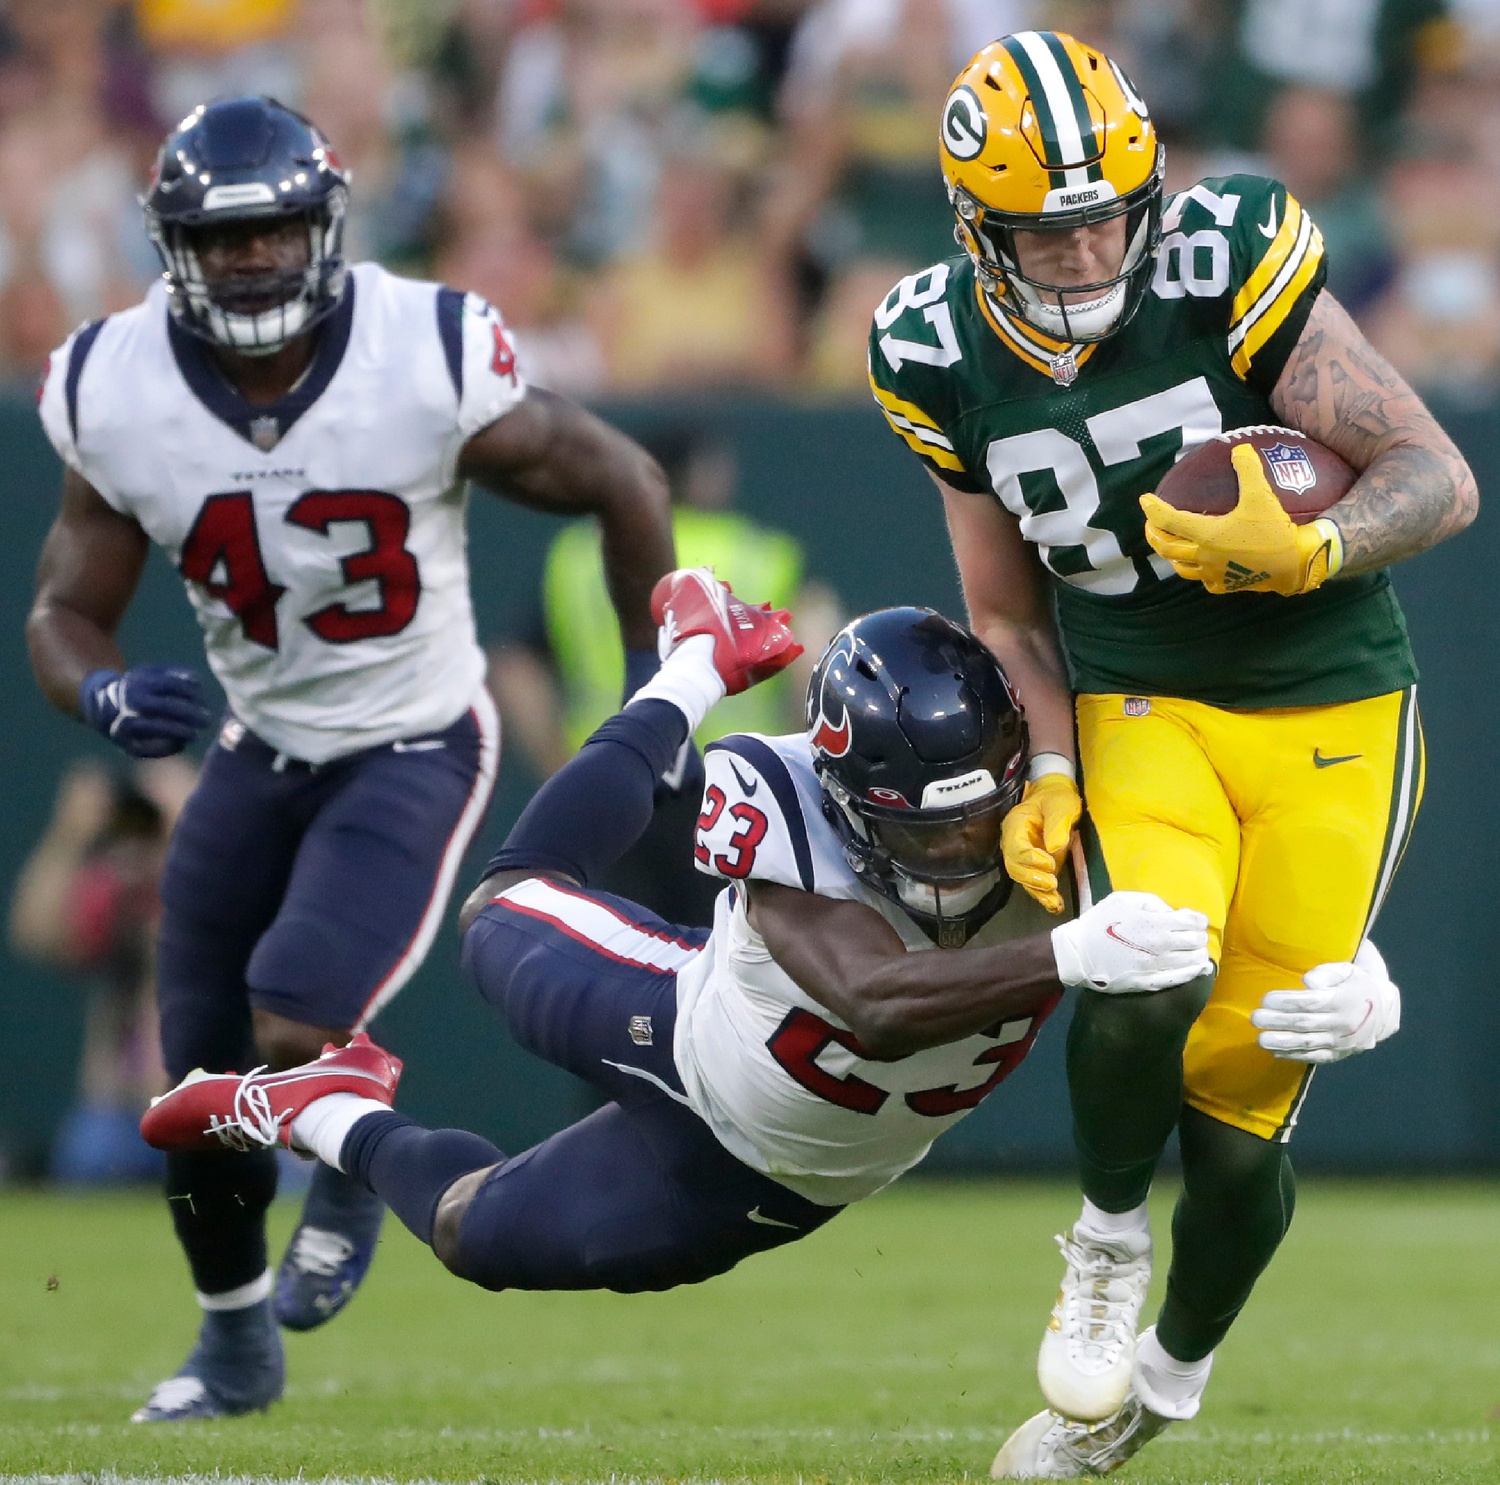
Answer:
[
  {"left": 1262, "top": 442, "right": 1316, "bottom": 494},
  {"left": 1049, "top": 351, "right": 1078, "bottom": 387}
]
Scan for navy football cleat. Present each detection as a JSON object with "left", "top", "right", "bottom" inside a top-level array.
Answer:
[
  {"left": 132, "top": 1300, "right": 284, "bottom": 1423},
  {"left": 274, "top": 1164, "right": 386, "bottom": 1331}
]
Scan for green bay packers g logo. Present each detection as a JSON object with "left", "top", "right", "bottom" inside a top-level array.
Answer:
[{"left": 942, "top": 86, "right": 986, "bottom": 161}]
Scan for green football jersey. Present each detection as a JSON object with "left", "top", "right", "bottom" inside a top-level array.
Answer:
[{"left": 868, "top": 173, "right": 1417, "bottom": 708}]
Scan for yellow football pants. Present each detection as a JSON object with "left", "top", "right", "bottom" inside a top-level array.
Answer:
[{"left": 1076, "top": 688, "right": 1424, "bottom": 1141}]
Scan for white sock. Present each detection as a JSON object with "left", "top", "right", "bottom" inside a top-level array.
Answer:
[
  {"left": 197, "top": 1268, "right": 272, "bottom": 1311},
  {"left": 1133, "top": 1325, "right": 1213, "bottom": 1420},
  {"left": 289, "top": 1093, "right": 393, "bottom": 1171},
  {"left": 628, "top": 633, "right": 725, "bottom": 734},
  {"left": 1076, "top": 1197, "right": 1151, "bottom": 1244}
]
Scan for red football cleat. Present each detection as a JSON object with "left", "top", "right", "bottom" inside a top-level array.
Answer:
[
  {"left": 140, "top": 1032, "right": 403, "bottom": 1153},
  {"left": 650, "top": 567, "right": 803, "bottom": 697}
]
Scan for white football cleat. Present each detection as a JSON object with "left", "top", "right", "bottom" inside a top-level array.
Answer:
[
  {"left": 990, "top": 1394, "right": 1173, "bottom": 1478},
  {"left": 1037, "top": 1225, "right": 1152, "bottom": 1421}
]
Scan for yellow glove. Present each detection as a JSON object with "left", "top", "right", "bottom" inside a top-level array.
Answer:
[
  {"left": 1001, "top": 769, "right": 1082, "bottom": 916},
  {"left": 1139, "top": 443, "right": 1344, "bottom": 596}
]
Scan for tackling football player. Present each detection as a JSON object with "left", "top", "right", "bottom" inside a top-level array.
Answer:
[
  {"left": 26, "top": 98, "right": 675, "bottom": 1422},
  {"left": 140, "top": 573, "right": 1229, "bottom": 1314},
  {"left": 866, "top": 31, "right": 1474, "bottom": 1476}
]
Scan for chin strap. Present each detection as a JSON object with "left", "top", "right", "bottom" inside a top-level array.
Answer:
[{"left": 897, "top": 872, "right": 1014, "bottom": 948}]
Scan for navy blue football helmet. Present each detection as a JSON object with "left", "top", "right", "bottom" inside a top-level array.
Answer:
[
  {"left": 143, "top": 97, "right": 350, "bottom": 354},
  {"left": 807, "top": 608, "right": 1029, "bottom": 946}
]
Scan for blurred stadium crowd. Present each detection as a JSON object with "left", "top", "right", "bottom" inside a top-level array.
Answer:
[{"left": 2, "top": 0, "right": 1500, "bottom": 402}]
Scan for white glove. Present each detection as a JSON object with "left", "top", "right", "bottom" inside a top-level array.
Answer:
[
  {"left": 1250, "top": 939, "right": 1400, "bottom": 1064},
  {"left": 1051, "top": 891, "right": 1213, "bottom": 993}
]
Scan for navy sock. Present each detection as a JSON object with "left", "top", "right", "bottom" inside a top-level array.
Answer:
[
  {"left": 167, "top": 1148, "right": 279, "bottom": 1294},
  {"left": 341, "top": 1111, "right": 505, "bottom": 1247},
  {"left": 482, "top": 699, "right": 688, "bottom": 886}
]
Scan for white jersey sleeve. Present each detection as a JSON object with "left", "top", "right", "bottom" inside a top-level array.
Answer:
[
  {"left": 437, "top": 289, "right": 528, "bottom": 487},
  {"left": 694, "top": 734, "right": 860, "bottom": 898},
  {"left": 38, "top": 318, "right": 124, "bottom": 506}
]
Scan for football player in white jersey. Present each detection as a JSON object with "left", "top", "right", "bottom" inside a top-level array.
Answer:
[
  {"left": 141, "top": 574, "right": 1219, "bottom": 1312},
  {"left": 25, "top": 97, "right": 675, "bottom": 1422}
]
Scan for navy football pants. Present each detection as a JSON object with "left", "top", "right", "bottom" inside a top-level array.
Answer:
[
  {"left": 453, "top": 878, "right": 841, "bottom": 1292},
  {"left": 156, "top": 698, "right": 498, "bottom": 1079}
]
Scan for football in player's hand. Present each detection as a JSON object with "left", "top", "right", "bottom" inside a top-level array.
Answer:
[{"left": 1154, "top": 426, "right": 1355, "bottom": 524}]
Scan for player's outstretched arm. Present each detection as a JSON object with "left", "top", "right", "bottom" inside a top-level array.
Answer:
[
  {"left": 1251, "top": 939, "right": 1400, "bottom": 1064},
  {"left": 749, "top": 880, "right": 1058, "bottom": 1057},
  {"left": 28, "top": 467, "right": 149, "bottom": 716},
  {"left": 1270, "top": 289, "right": 1479, "bottom": 576},
  {"left": 458, "top": 388, "right": 674, "bottom": 651},
  {"left": 749, "top": 884, "right": 1210, "bottom": 1059}
]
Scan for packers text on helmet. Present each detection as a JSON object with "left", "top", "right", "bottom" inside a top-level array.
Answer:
[{"left": 939, "top": 31, "right": 1164, "bottom": 344}]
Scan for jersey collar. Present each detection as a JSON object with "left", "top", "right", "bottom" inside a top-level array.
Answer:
[
  {"left": 974, "top": 280, "right": 1099, "bottom": 385},
  {"left": 166, "top": 278, "right": 357, "bottom": 452}
]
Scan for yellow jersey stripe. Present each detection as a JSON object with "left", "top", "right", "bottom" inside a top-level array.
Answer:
[
  {"left": 978, "top": 281, "right": 1075, "bottom": 355},
  {"left": 868, "top": 373, "right": 966, "bottom": 471},
  {"left": 868, "top": 378, "right": 945, "bottom": 433},
  {"left": 877, "top": 413, "right": 967, "bottom": 470},
  {"left": 1230, "top": 222, "right": 1326, "bottom": 381},
  {"left": 975, "top": 281, "right": 1099, "bottom": 378},
  {"left": 1229, "top": 206, "right": 1313, "bottom": 357},
  {"left": 1230, "top": 195, "right": 1304, "bottom": 327}
]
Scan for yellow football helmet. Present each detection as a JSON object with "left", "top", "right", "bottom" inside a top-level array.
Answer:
[{"left": 939, "top": 31, "right": 1164, "bottom": 343}]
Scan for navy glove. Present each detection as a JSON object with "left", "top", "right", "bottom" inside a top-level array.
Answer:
[{"left": 80, "top": 665, "right": 211, "bottom": 758}]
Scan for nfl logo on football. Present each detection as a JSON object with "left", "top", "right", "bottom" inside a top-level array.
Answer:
[{"left": 1262, "top": 442, "right": 1316, "bottom": 494}]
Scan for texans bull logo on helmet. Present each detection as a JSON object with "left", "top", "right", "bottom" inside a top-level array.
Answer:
[{"left": 808, "top": 637, "right": 855, "bottom": 759}]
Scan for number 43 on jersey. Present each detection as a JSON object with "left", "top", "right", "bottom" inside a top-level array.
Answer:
[{"left": 179, "top": 489, "right": 421, "bottom": 651}]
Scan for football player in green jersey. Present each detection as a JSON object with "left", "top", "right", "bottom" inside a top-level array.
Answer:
[{"left": 868, "top": 29, "right": 1477, "bottom": 1479}]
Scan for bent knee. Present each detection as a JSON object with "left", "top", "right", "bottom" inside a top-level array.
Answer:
[
  {"left": 1079, "top": 970, "right": 1215, "bottom": 1049},
  {"left": 431, "top": 1162, "right": 502, "bottom": 1279},
  {"left": 251, "top": 1010, "right": 347, "bottom": 1071}
]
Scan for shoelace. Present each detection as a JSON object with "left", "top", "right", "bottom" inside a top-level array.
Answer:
[
  {"left": 1054, "top": 1232, "right": 1150, "bottom": 1361},
  {"left": 286, "top": 1225, "right": 357, "bottom": 1278},
  {"left": 142, "top": 1374, "right": 207, "bottom": 1414},
  {"left": 202, "top": 1067, "right": 286, "bottom": 1151}
]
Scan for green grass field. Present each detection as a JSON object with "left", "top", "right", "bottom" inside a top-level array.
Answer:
[{"left": 0, "top": 1178, "right": 1494, "bottom": 1483}]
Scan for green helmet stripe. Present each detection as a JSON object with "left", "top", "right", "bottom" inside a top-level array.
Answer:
[
  {"left": 1000, "top": 36, "right": 1067, "bottom": 170},
  {"left": 1039, "top": 31, "right": 1101, "bottom": 163}
]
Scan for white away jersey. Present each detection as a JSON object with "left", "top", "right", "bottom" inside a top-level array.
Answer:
[
  {"left": 38, "top": 264, "right": 526, "bottom": 762},
  {"left": 673, "top": 732, "right": 1075, "bottom": 1206}
]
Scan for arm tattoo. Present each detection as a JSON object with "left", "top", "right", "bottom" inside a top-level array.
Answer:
[{"left": 1270, "top": 291, "right": 1479, "bottom": 575}]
